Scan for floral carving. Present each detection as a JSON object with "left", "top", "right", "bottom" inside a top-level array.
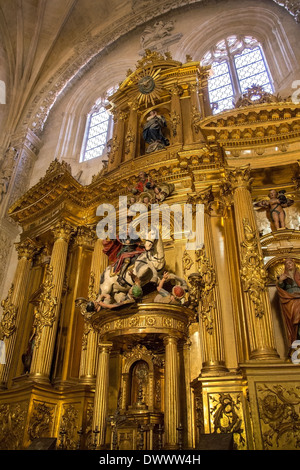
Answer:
[
  {"left": 0, "top": 284, "right": 18, "bottom": 340},
  {"left": 59, "top": 404, "right": 79, "bottom": 450},
  {"left": 209, "top": 393, "right": 246, "bottom": 449},
  {"left": 257, "top": 383, "right": 300, "bottom": 449},
  {"left": 188, "top": 248, "right": 216, "bottom": 333},
  {"left": 28, "top": 402, "right": 54, "bottom": 442},
  {"left": 0, "top": 403, "right": 27, "bottom": 450},
  {"left": 32, "top": 265, "right": 57, "bottom": 349},
  {"left": 240, "top": 218, "right": 267, "bottom": 318}
]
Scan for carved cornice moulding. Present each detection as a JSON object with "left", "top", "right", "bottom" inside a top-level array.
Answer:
[
  {"left": 199, "top": 101, "right": 300, "bottom": 149},
  {"left": 20, "top": 0, "right": 298, "bottom": 136}
]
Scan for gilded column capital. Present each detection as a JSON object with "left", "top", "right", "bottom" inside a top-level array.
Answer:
[
  {"left": 224, "top": 164, "right": 254, "bottom": 191},
  {"left": 74, "top": 226, "right": 96, "bottom": 248},
  {"left": 128, "top": 99, "right": 139, "bottom": 111},
  {"left": 187, "top": 186, "right": 214, "bottom": 213},
  {"left": 98, "top": 342, "right": 113, "bottom": 354},
  {"left": 118, "top": 111, "right": 128, "bottom": 121},
  {"left": 16, "top": 238, "right": 38, "bottom": 260},
  {"left": 52, "top": 220, "right": 74, "bottom": 242},
  {"left": 170, "top": 83, "right": 183, "bottom": 96},
  {"left": 163, "top": 335, "right": 179, "bottom": 346}
]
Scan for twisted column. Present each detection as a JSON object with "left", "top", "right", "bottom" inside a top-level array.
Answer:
[
  {"left": 29, "top": 221, "right": 73, "bottom": 381},
  {"left": 0, "top": 239, "right": 36, "bottom": 387}
]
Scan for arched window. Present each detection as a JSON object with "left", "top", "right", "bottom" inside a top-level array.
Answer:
[
  {"left": 201, "top": 35, "right": 273, "bottom": 114},
  {"left": 80, "top": 87, "right": 116, "bottom": 162}
]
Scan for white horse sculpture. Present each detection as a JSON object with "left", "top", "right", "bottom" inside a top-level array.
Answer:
[{"left": 98, "top": 229, "right": 165, "bottom": 303}]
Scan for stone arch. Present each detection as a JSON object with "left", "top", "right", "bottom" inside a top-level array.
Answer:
[
  {"left": 175, "top": 5, "right": 297, "bottom": 92},
  {"left": 24, "top": 0, "right": 298, "bottom": 135}
]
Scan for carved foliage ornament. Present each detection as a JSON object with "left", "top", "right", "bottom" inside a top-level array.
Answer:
[
  {"left": 188, "top": 249, "right": 216, "bottom": 333},
  {"left": 240, "top": 218, "right": 267, "bottom": 318},
  {"left": 0, "top": 284, "right": 18, "bottom": 341},
  {"left": 59, "top": 404, "right": 79, "bottom": 450},
  {"left": 32, "top": 265, "right": 57, "bottom": 349},
  {"left": 257, "top": 383, "right": 300, "bottom": 449},
  {"left": 196, "top": 249, "right": 216, "bottom": 333},
  {"left": 209, "top": 393, "right": 246, "bottom": 449},
  {"left": 28, "top": 402, "right": 54, "bottom": 442},
  {"left": 0, "top": 403, "right": 27, "bottom": 450}
]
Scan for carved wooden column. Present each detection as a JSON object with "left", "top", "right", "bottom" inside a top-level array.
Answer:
[
  {"left": 170, "top": 84, "right": 183, "bottom": 145},
  {"left": 224, "top": 165, "right": 279, "bottom": 360},
  {"left": 29, "top": 220, "right": 74, "bottom": 381},
  {"left": 58, "top": 226, "right": 95, "bottom": 385},
  {"left": 0, "top": 238, "right": 36, "bottom": 388},
  {"left": 92, "top": 342, "right": 113, "bottom": 449},
  {"left": 188, "top": 188, "right": 227, "bottom": 375},
  {"left": 79, "top": 238, "right": 108, "bottom": 384},
  {"left": 164, "top": 335, "right": 180, "bottom": 450},
  {"left": 196, "top": 65, "right": 212, "bottom": 118},
  {"left": 220, "top": 189, "right": 251, "bottom": 363},
  {"left": 107, "top": 111, "right": 126, "bottom": 171},
  {"left": 124, "top": 101, "right": 138, "bottom": 161}
]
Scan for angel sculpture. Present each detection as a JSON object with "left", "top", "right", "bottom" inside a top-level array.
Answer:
[{"left": 254, "top": 189, "right": 294, "bottom": 230}]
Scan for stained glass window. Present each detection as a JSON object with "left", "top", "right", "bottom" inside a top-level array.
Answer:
[
  {"left": 81, "top": 87, "right": 117, "bottom": 162},
  {"left": 202, "top": 36, "right": 273, "bottom": 114}
]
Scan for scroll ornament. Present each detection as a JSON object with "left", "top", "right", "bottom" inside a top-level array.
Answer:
[
  {"left": 188, "top": 248, "right": 216, "bottom": 333},
  {"left": 75, "top": 271, "right": 97, "bottom": 349},
  {"left": 32, "top": 265, "right": 57, "bottom": 349},
  {"left": 0, "top": 284, "right": 18, "bottom": 340},
  {"left": 240, "top": 218, "right": 267, "bottom": 318}
]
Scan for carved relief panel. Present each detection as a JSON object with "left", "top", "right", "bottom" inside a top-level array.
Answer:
[{"left": 257, "top": 382, "right": 300, "bottom": 450}]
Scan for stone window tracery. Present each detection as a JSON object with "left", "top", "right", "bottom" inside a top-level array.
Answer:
[
  {"left": 201, "top": 35, "right": 273, "bottom": 114},
  {"left": 80, "top": 87, "right": 116, "bottom": 162}
]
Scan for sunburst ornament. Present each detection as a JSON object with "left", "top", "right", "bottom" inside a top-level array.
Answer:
[{"left": 132, "top": 66, "right": 163, "bottom": 107}]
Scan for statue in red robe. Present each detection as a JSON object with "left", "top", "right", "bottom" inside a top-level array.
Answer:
[{"left": 277, "top": 258, "right": 300, "bottom": 344}]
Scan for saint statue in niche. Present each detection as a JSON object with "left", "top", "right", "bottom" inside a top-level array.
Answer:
[
  {"left": 276, "top": 258, "right": 300, "bottom": 345},
  {"left": 142, "top": 110, "right": 170, "bottom": 153},
  {"left": 254, "top": 189, "right": 294, "bottom": 230}
]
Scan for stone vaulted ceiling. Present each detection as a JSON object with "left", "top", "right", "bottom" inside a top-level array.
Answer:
[{"left": 0, "top": 0, "right": 298, "bottom": 152}]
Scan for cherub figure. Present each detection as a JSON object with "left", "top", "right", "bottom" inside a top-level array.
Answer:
[{"left": 254, "top": 189, "right": 294, "bottom": 230}]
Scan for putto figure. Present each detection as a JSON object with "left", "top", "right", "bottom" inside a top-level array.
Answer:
[
  {"left": 254, "top": 189, "right": 294, "bottom": 230},
  {"left": 277, "top": 258, "right": 300, "bottom": 345},
  {"left": 142, "top": 110, "right": 170, "bottom": 153}
]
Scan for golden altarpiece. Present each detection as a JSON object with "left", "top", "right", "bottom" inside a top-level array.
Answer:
[{"left": 1, "top": 50, "right": 300, "bottom": 451}]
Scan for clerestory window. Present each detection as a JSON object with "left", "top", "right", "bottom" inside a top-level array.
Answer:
[
  {"left": 201, "top": 35, "right": 273, "bottom": 114},
  {"left": 80, "top": 87, "right": 116, "bottom": 162}
]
